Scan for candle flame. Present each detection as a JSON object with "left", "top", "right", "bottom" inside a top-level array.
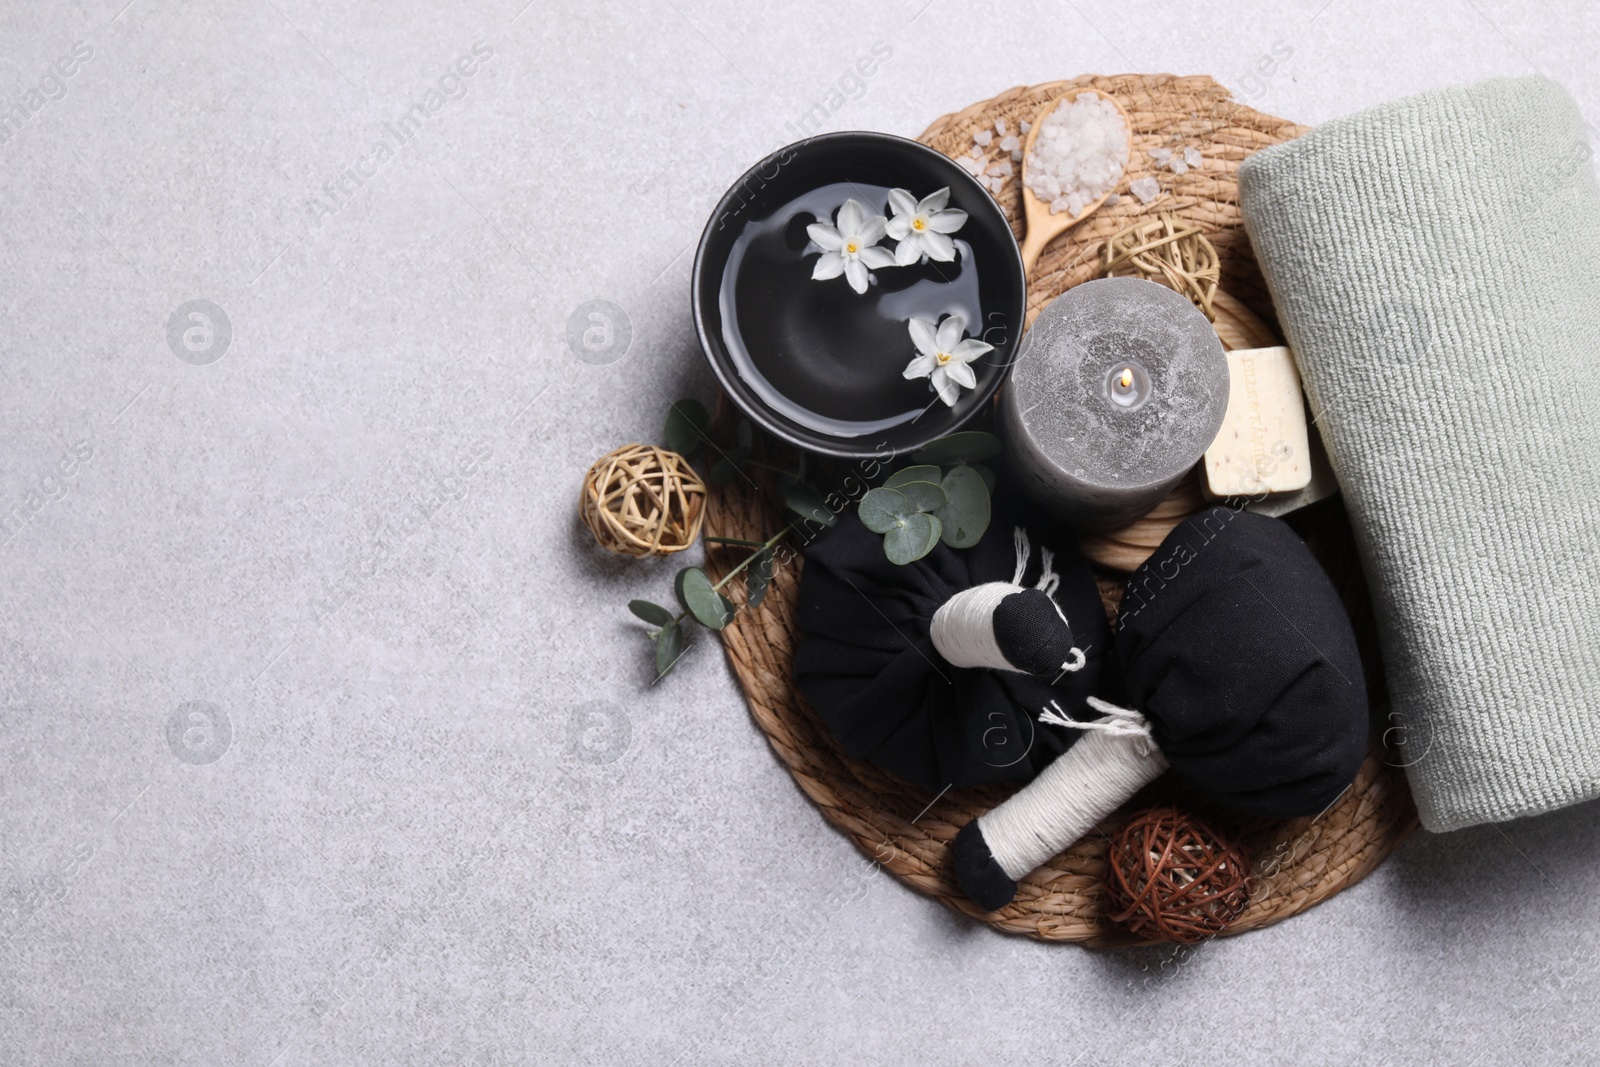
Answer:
[{"left": 1118, "top": 368, "right": 1134, "bottom": 389}]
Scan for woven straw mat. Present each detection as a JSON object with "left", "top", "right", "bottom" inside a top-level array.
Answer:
[{"left": 704, "top": 74, "right": 1419, "bottom": 946}]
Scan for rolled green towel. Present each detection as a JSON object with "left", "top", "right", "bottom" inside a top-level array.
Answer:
[{"left": 1238, "top": 76, "right": 1600, "bottom": 832}]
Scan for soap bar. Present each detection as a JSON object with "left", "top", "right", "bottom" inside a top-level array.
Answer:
[{"left": 1203, "top": 346, "right": 1311, "bottom": 499}]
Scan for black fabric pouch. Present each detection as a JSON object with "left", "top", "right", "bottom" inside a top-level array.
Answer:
[
  {"left": 1117, "top": 508, "right": 1369, "bottom": 818},
  {"left": 794, "top": 507, "right": 1111, "bottom": 793}
]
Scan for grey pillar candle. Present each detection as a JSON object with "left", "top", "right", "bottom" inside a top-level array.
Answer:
[{"left": 1002, "top": 277, "right": 1229, "bottom": 531}]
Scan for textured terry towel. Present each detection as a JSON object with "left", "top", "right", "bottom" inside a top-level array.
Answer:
[{"left": 1239, "top": 76, "right": 1600, "bottom": 831}]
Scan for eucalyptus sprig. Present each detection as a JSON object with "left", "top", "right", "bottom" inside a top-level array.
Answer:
[
  {"left": 632, "top": 403, "right": 1002, "bottom": 681},
  {"left": 631, "top": 398, "right": 791, "bottom": 681},
  {"left": 857, "top": 430, "right": 999, "bottom": 565},
  {"left": 629, "top": 528, "right": 784, "bottom": 681}
]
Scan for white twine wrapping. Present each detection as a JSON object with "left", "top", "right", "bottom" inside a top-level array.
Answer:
[
  {"left": 929, "top": 527, "right": 1083, "bottom": 675},
  {"left": 930, "top": 581, "right": 1022, "bottom": 670},
  {"left": 979, "top": 700, "right": 1169, "bottom": 881}
]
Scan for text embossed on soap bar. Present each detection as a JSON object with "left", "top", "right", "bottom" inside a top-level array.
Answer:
[{"left": 1203, "top": 345, "right": 1311, "bottom": 499}]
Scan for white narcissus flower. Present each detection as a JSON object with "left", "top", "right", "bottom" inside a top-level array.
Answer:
[
  {"left": 807, "top": 198, "right": 893, "bottom": 294},
  {"left": 902, "top": 313, "right": 993, "bottom": 407},
  {"left": 886, "top": 187, "right": 968, "bottom": 265}
]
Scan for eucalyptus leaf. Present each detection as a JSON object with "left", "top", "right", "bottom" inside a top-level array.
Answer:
[
  {"left": 884, "top": 464, "right": 943, "bottom": 490},
  {"left": 782, "top": 481, "right": 836, "bottom": 527},
  {"left": 936, "top": 464, "right": 991, "bottom": 548},
  {"left": 663, "top": 398, "right": 710, "bottom": 456},
  {"left": 894, "top": 480, "right": 947, "bottom": 513},
  {"left": 678, "top": 566, "right": 735, "bottom": 630},
  {"left": 912, "top": 430, "right": 1002, "bottom": 466},
  {"left": 746, "top": 549, "right": 774, "bottom": 610},
  {"left": 628, "top": 599, "right": 675, "bottom": 628},
  {"left": 970, "top": 462, "right": 997, "bottom": 494},
  {"left": 674, "top": 566, "right": 693, "bottom": 613},
  {"left": 884, "top": 512, "right": 943, "bottom": 565},
  {"left": 709, "top": 445, "right": 750, "bottom": 485},
  {"left": 654, "top": 619, "right": 686, "bottom": 679},
  {"left": 858, "top": 487, "right": 914, "bottom": 534}
]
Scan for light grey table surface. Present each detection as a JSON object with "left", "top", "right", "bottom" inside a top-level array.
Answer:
[{"left": 2, "top": 1, "right": 1596, "bottom": 1064}]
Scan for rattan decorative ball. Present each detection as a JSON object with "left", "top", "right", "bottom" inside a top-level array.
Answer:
[
  {"left": 581, "top": 443, "right": 706, "bottom": 558},
  {"left": 1104, "top": 805, "right": 1252, "bottom": 943},
  {"left": 1101, "top": 212, "right": 1220, "bottom": 321}
]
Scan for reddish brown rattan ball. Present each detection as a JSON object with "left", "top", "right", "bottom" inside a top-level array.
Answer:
[
  {"left": 1104, "top": 805, "right": 1252, "bottom": 943},
  {"left": 581, "top": 444, "right": 706, "bottom": 558}
]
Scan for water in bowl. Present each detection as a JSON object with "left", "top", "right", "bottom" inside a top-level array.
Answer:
[{"left": 718, "top": 181, "right": 987, "bottom": 439}]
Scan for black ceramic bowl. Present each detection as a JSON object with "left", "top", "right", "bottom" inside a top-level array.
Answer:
[{"left": 692, "top": 132, "right": 1027, "bottom": 460}]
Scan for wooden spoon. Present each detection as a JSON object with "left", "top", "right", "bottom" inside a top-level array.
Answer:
[{"left": 1017, "top": 88, "right": 1133, "bottom": 276}]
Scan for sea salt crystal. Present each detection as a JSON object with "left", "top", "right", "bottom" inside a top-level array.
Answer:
[
  {"left": 1170, "top": 158, "right": 1188, "bottom": 175},
  {"left": 1130, "top": 176, "right": 1161, "bottom": 203},
  {"left": 995, "top": 117, "right": 1007, "bottom": 135},
  {"left": 1020, "top": 120, "right": 1031, "bottom": 134},
  {"left": 1022, "top": 92, "right": 1130, "bottom": 216},
  {"left": 999, "top": 135, "right": 1020, "bottom": 152},
  {"left": 974, "top": 130, "right": 993, "bottom": 147},
  {"left": 1105, "top": 193, "right": 1120, "bottom": 206},
  {"left": 1148, "top": 147, "right": 1172, "bottom": 163},
  {"left": 988, "top": 159, "right": 1014, "bottom": 177},
  {"left": 969, "top": 145, "right": 984, "bottom": 159},
  {"left": 957, "top": 156, "right": 984, "bottom": 176},
  {"left": 1010, "top": 149, "right": 1023, "bottom": 162},
  {"left": 1185, "top": 147, "right": 1203, "bottom": 168}
]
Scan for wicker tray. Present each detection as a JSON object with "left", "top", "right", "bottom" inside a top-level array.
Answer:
[{"left": 705, "top": 74, "right": 1418, "bottom": 946}]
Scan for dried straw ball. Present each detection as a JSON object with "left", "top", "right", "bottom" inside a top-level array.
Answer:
[
  {"left": 1101, "top": 212, "right": 1221, "bottom": 321},
  {"left": 1105, "top": 805, "right": 1252, "bottom": 943},
  {"left": 581, "top": 444, "right": 706, "bottom": 558}
]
